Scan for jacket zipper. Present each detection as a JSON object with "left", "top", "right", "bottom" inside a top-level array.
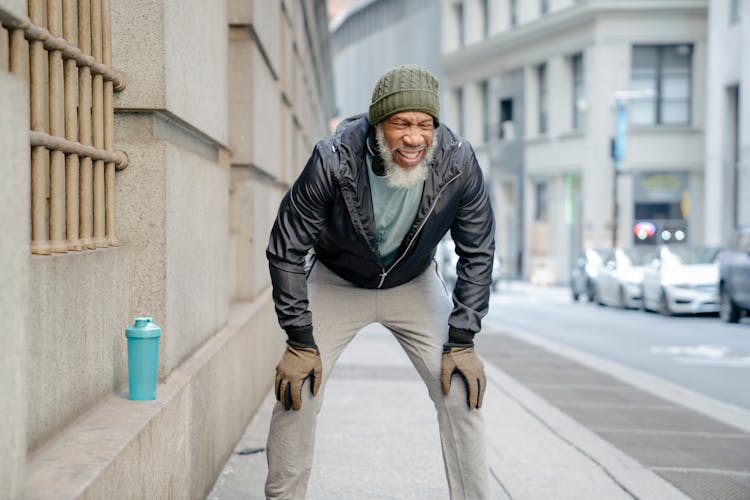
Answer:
[{"left": 377, "top": 171, "right": 462, "bottom": 288}]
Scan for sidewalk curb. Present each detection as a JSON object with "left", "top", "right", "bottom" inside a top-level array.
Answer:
[
  {"left": 482, "top": 345, "right": 689, "bottom": 500},
  {"left": 501, "top": 327, "right": 750, "bottom": 434}
]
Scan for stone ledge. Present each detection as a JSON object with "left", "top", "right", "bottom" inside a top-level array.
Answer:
[{"left": 24, "top": 288, "right": 284, "bottom": 500}]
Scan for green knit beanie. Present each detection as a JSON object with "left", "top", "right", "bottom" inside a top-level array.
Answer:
[{"left": 368, "top": 64, "right": 440, "bottom": 126}]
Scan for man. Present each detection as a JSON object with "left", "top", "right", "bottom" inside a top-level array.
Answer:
[{"left": 265, "top": 64, "right": 495, "bottom": 499}]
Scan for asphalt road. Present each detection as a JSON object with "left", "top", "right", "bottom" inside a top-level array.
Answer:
[{"left": 483, "top": 281, "right": 750, "bottom": 410}]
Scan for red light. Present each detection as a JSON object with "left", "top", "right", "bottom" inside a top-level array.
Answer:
[{"left": 633, "top": 221, "right": 656, "bottom": 240}]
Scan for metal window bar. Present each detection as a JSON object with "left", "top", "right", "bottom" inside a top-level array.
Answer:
[{"left": 0, "top": 0, "right": 126, "bottom": 255}]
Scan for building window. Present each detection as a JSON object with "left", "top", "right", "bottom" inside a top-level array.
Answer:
[
  {"left": 730, "top": 0, "right": 740, "bottom": 24},
  {"left": 537, "top": 63, "right": 548, "bottom": 134},
  {"left": 535, "top": 181, "right": 548, "bottom": 222},
  {"left": 454, "top": 2, "right": 464, "bottom": 47},
  {"left": 499, "top": 98, "right": 514, "bottom": 139},
  {"left": 510, "top": 0, "right": 518, "bottom": 27},
  {"left": 630, "top": 44, "right": 692, "bottom": 126},
  {"left": 455, "top": 86, "right": 464, "bottom": 135},
  {"left": 571, "top": 53, "right": 584, "bottom": 130},
  {"left": 481, "top": 80, "right": 490, "bottom": 142},
  {"left": 480, "top": 0, "right": 488, "bottom": 37},
  {"left": 541, "top": 0, "right": 549, "bottom": 15}
]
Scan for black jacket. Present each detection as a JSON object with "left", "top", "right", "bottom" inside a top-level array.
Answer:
[{"left": 267, "top": 115, "right": 495, "bottom": 346}]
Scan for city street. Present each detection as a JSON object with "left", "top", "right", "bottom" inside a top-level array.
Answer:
[
  {"left": 477, "top": 282, "right": 750, "bottom": 498},
  {"left": 484, "top": 282, "right": 750, "bottom": 410}
]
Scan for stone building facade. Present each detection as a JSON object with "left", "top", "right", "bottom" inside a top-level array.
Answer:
[
  {"left": 442, "top": 0, "right": 709, "bottom": 282},
  {"left": 0, "top": 0, "right": 333, "bottom": 497},
  {"left": 705, "top": 0, "right": 749, "bottom": 242}
]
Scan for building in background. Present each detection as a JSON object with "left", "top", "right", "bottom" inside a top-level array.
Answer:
[
  {"left": 705, "top": 0, "right": 749, "bottom": 244},
  {"left": 442, "top": 0, "right": 708, "bottom": 283},
  {"left": 330, "top": 0, "right": 442, "bottom": 121},
  {"left": 0, "top": 0, "right": 333, "bottom": 497}
]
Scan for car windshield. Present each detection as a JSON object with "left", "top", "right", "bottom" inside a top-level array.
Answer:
[
  {"left": 663, "top": 245, "right": 720, "bottom": 265},
  {"left": 587, "top": 248, "right": 611, "bottom": 264},
  {"left": 623, "top": 247, "right": 656, "bottom": 266}
]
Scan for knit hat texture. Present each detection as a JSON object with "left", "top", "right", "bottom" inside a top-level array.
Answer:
[{"left": 368, "top": 64, "right": 440, "bottom": 125}]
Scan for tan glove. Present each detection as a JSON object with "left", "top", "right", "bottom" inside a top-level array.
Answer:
[
  {"left": 441, "top": 346, "right": 486, "bottom": 409},
  {"left": 274, "top": 345, "right": 322, "bottom": 411}
]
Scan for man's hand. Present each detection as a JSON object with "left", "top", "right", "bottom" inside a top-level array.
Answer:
[
  {"left": 275, "top": 345, "right": 322, "bottom": 411},
  {"left": 441, "top": 346, "right": 486, "bottom": 409}
]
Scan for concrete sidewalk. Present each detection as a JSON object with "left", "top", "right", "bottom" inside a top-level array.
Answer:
[{"left": 207, "top": 324, "right": 686, "bottom": 499}]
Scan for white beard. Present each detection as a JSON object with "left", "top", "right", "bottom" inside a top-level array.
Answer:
[{"left": 375, "top": 126, "right": 435, "bottom": 188}]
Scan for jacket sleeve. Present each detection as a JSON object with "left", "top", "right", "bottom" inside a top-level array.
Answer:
[
  {"left": 448, "top": 146, "right": 495, "bottom": 344},
  {"left": 266, "top": 143, "right": 335, "bottom": 346}
]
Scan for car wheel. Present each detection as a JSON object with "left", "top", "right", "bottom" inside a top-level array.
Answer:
[
  {"left": 640, "top": 286, "right": 651, "bottom": 312},
  {"left": 587, "top": 282, "right": 597, "bottom": 303},
  {"left": 596, "top": 287, "right": 605, "bottom": 306},
  {"left": 619, "top": 286, "right": 628, "bottom": 309},
  {"left": 658, "top": 289, "right": 672, "bottom": 316},
  {"left": 720, "top": 288, "right": 741, "bottom": 323}
]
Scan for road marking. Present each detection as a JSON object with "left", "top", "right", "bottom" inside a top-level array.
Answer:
[{"left": 650, "top": 345, "right": 750, "bottom": 366}]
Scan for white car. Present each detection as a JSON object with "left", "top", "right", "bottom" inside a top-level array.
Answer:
[
  {"left": 641, "top": 245, "right": 722, "bottom": 315},
  {"left": 594, "top": 247, "right": 656, "bottom": 308}
]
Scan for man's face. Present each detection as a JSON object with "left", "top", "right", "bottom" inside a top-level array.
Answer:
[{"left": 380, "top": 111, "right": 435, "bottom": 170}]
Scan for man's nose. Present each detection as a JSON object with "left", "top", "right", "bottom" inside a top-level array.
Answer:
[{"left": 402, "top": 127, "right": 424, "bottom": 146}]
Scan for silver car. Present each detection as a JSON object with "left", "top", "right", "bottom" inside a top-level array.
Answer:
[
  {"left": 719, "top": 225, "right": 750, "bottom": 322},
  {"left": 641, "top": 245, "right": 722, "bottom": 315},
  {"left": 570, "top": 248, "right": 612, "bottom": 302},
  {"left": 594, "top": 247, "right": 657, "bottom": 309}
]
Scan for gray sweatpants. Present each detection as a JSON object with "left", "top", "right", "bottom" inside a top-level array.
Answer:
[{"left": 265, "top": 261, "right": 489, "bottom": 500}]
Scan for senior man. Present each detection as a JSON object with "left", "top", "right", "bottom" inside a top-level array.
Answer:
[{"left": 265, "top": 64, "right": 495, "bottom": 500}]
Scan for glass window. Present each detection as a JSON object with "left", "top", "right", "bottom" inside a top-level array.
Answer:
[
  {"left": 480, "top": 0, "right": 488, "bottom": 37},
  {"left": 535, "top": 181, "right": 548, "bottom": 222},
  {"left": 730, "top": 0, "right": 740, "bottom": 24},
  {"left": 455, "top": 87, "right": 464, "bottom": 135},
  {"left": 571, "top": 53, "right": 584, "bottom": 129},
  {"left": 499, "top": 98, "right": 513, "bottom": 139},
  {"left": 538, "top": 63, "right": 548, "bottom": 134},
  {"left": 454, "top": 2, "right": 464, "bottom": 47},
  {"left": 481, "top": 80, "right": 490, "bottom": 142},
  {"left": 630, "top": 45, "right": 692, "bottom": 126}
]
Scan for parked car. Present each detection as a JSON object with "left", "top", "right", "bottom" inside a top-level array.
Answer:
[
  {"left": 436, "top": 239, "right": 502, "bottom": 291},
  {"left": 641, "top": 245, "right": 722, "bottom": 315},
  {"left": 719, "top": 225, "right": 750, "bottom": 323},
  {"left": 594, "top": 246, "right": 657, "bottom": 308},
  {"left": 570, "top": 248, "right": 613, "bottom": 302}
]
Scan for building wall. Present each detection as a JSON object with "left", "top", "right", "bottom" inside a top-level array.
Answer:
[
  {"left": 442, "top": 0, "right": 708, "bottom": 283},
  {"left": 332, "top": 0, "right": 442, "bottom": 120},
  {"left": 0, "top": 69, "right": 29, "bottom": 500},
  {"left": 705, "top": 0, "right": 749, "bottom": 244},
  {"left": 0, "top": 0, "right": 333, "bottom": 497},
  {"left": 0, "top": 5, "right": 31, "bottom": 497}
]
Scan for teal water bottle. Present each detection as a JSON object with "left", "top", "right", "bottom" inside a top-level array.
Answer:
[{"left": 126, "top": 317, "right": 162, "bottom": 400}]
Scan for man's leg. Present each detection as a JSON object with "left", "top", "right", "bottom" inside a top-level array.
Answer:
[
  {"left": 379, "top": 262, "right": 489, "bottom": 500},
  {"left": 265, "top": 263, "right": 376, "bottom": 500}
]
